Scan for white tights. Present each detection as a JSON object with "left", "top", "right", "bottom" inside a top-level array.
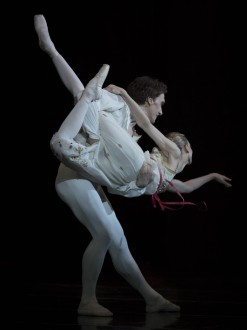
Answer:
[
  {"left": 56, "top": 179, "right": 161, "bottom": 303},
  {"left": 55, "top": 169, "right": 180, "bottom": 315}
]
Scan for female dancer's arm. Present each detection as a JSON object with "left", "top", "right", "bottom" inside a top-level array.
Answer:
[
  {"left": 105, "top": 85, "right": 180, "bottom": 160},
  {"left": 167, "top": 173, "right": 232, "bottom": 193}
]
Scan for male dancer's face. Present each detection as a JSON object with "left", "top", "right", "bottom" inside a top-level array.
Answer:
[{"left": 145, "top": 93, "right": 165, "bottom": 124}]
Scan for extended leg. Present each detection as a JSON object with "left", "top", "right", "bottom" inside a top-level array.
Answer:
[
  {"left": 84, "top": 186, "right": 180, "bottom": 313},
  {"left": 34, "top": 14, "right": 84, "bottom": 101},
  {"left": 56, "top": 178, "right": 180, "bottom": 316},
  {"left": 108, "top": 223, "right": 180, "bottom": 312}
]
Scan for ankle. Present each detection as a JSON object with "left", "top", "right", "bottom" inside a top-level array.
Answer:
[{"left": 34, "top": 15, "right": 58, "bottom": 57}]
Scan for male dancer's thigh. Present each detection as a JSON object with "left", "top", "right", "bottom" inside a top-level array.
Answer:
[{"left": 55, "top": 179, "right": 124, "bottom": 239}]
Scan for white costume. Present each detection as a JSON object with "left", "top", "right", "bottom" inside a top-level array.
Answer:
[{"left": 51, "top": 90, "right": 176, "bottom": 197}]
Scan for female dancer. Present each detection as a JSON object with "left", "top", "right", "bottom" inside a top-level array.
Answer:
[{"left": 50, "top": 64, "right": 232, "bottom": 204}]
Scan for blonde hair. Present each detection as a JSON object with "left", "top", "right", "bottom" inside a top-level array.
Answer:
[{"left": 165, "top": 132, "right": 190, "bottom": 150}]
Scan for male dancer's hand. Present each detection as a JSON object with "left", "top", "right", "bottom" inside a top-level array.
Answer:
[{"left": 136, "top": 162, "right": 155, "bottom": 188}]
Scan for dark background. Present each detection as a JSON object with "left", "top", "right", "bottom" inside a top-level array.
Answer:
[{"left": 5, "top": 2, "right": 245, "bottom": 286}]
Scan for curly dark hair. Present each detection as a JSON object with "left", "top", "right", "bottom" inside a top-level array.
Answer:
[{"left": 127, "top": 76, "right": 167, "bottom": 105}]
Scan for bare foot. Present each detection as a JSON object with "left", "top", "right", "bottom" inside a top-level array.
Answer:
[{"left": 77, "top": 301, "right": 113, "bottom": 317}]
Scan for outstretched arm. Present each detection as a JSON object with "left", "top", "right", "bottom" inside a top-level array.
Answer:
[{"left": 166, "top": 173, "right": 232, "bottom": 194}]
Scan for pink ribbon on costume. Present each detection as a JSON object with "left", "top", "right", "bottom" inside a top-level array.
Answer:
[{"left": 151, "top": 166, "right": 208, "bottom": 211}]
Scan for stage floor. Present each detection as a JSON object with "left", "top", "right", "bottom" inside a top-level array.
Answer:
[{"left": 8, "top": 275, "right": 247, "bottom": 329}]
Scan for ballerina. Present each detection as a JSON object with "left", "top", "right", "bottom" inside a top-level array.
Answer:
[{"left": 50, "top": 64, "right": 232, "bottom": 206}]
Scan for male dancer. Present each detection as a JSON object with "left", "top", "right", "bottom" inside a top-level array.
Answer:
[{"left": 34, "top": 14, "right": 180, "bottom": 316}]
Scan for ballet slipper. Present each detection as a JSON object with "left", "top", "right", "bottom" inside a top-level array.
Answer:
[
  {"left": 83, "top": 64, "right": 110, "bottom": 103},
  {"left": 146, "top": 295, "right": 181, "bottom": 313},
  {"left": 77, "top": 301, "right": 113, "bottom": 317},
  {"left": 34, "top": 14, "right": 58, "bottom": 57}
]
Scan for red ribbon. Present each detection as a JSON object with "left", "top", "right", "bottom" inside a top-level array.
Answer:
[{"left": 152, "top": 168, "right": 207, "bottom": 211}]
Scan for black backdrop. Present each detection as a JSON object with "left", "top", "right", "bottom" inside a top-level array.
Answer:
[{"left": 5, "top": 1, "right": 245, "bottom": 285}]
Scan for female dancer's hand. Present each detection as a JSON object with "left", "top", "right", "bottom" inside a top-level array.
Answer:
[
  {"left": 104, "top": 84, "right": 127, "bottom": 97},
  {"left": 213, "top": 173, "right": 232, "bottom": 187}
]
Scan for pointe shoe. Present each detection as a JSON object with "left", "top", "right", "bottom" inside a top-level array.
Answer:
[
  {"left": 34, "top": 14, "right": 58, "bottom": 56},
  {"left": 83, "top": 64, "right": 110, "bottom": 102}
]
